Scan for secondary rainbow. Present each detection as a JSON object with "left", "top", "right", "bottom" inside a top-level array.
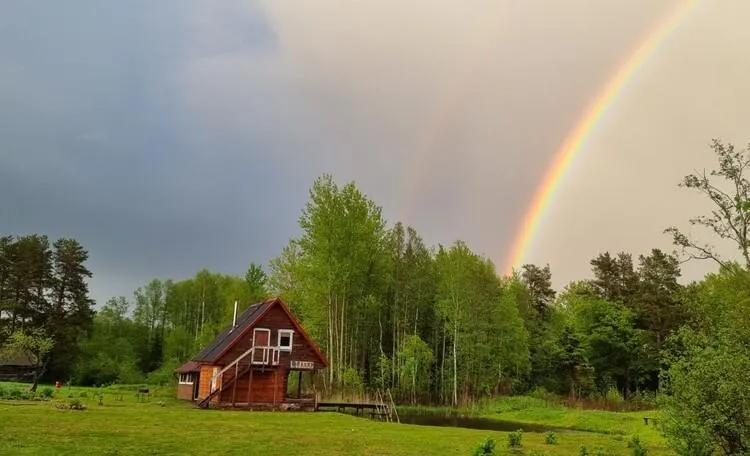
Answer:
[{"left": 503, "top": 0, "right": 701, "bottom": 276}]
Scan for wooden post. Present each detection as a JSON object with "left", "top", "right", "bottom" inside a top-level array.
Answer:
[
  {"left": 313, "top": 371, "right": 318, "bottom": 411},
  {"left": 232, "top": 363, "right": 238, "bottom": 406},
  {"left": 248, "top": 369, "right": 254, "bottom": 404},
  {"left": 273, "top": 369, "right": 278, "bottom": 406},
  {"left": 297, "top": 370, "right": 302, "bottom": 398}
]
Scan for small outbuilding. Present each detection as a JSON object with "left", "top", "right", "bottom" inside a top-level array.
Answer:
[
  {"left": 174, "top": 297, "right": 328, "bottom": 410},
  {"left": 0, "top": 351, "right": 35, "bottom": 382}
]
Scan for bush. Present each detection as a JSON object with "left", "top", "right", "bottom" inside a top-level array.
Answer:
[
  {"left": 507, "top": 429, "right": 523, "bottom": 448},
  {"left": 544, "top": 431, "right": 557, "bottom": 445},
  {"left": 56, "top": 398, "right": 87, "bottom": 411},
  {"left": 472, "top": 438, "right": 495, "bottom": 456},
  {"left": 341, "top": 367, "right": 364, "bottom": 397},
  {"left": 40, "top": 387, "right": 54, "bottom": 398},
  {"left": 627, "top": 436, "right": 647, "bottom": 456},
  {"left": 605, "top": 386, "right": 624, "bottom": 407},
  {"left": 7, "top": 388, "right": 23, "bottom": 400}
]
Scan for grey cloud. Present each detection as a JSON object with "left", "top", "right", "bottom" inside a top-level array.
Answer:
[{"left": 4, "top": 0, "right": 731, "bottom": 305}]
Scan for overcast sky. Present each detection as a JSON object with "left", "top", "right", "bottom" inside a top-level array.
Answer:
[{"left": 2, "top": 1, "right": 749, "bottom": 305}]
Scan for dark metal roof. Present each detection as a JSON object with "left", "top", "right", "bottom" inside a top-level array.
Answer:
[
  {"left": 174, "top": 361, "right": 200, "bottom": 373},
  {"left": 191, "top": 300, "right": 272, "bottom": 363},
  {"left": 0, "top": 351, "right": 34, "bottom": 366}
]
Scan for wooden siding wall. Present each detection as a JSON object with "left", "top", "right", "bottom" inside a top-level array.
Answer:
[
  {"left": 219, "top": 368, "right": 288, "bottom": 404},
  {"left": 198, "top": 364, "right": 221, "bottom": 404},
  {"left": 176, "top": 383, "right": 194, "bottom": 401},
  {"left": 217, "top": 305, "right": 325, "bottom": 370}
]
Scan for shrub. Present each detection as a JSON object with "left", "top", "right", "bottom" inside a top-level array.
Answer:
[
  {"left": 56, "top": 398, "right": 87, "bottom": 411},
  {"left": 544, "top": 431, "right": 557, "bottom": 445},
  {"left": 7, "top": 389, "right": 23, "bottom": 400},
  {"left": 79, "top": 391, "right": 89, "bottom": 399},
  {"left": 604, "top": 386, "right": 624, "bottom": 409},
  {"left": 507, "top": 429, "right": 523, "bottom": 448},
  {"left": 472, "top": 438, "right": 495, "bottom": 456},
  {"left": 40, "top": 387, "right": 54, "bottom": 398},
  {"left": 627, "top": 435, "right": 647, "bottom": 456}
]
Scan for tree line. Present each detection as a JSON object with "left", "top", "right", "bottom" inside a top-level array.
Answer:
[{"left": 2, "top": 139, "right": 750, "bottom": 454}]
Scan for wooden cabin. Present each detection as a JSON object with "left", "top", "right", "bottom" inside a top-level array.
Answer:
[
  {"left": 0, "top": 351, "right": 35, "bottom": 382},
  {"left": 174, "top": 297, "right": 328, "bottom": 410}
]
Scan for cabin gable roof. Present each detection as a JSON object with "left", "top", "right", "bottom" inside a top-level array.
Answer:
[{"left": 192, "top": 297, "right": 328, "bottom": 367}]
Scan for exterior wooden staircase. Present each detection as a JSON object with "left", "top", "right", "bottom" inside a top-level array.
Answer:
[{"left": 197, "top": 345, "right": 279, "bottom": 409}]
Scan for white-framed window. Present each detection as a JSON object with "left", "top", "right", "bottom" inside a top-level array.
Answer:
[
  {"left": 277, "top": 329, "right": 294, "bottom": 352},
  {"left": 178, "top": 372, "right": 196, "bottom": 384}
]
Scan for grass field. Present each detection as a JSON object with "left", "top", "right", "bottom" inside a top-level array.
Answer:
[{"left": 0, "top": 382, "right": 672, "bottom": 455}]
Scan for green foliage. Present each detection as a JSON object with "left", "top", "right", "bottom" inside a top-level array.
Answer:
[
  {"left": 627, "top": 436, "right": 648, "bottom": 456},
  {"left": 6, "top": 146, "right": 742, "bottom": 413},
  {"left": 579, "top": 445, "right": 589, "bottom": 456},
  {"left": 245, "top": 262, "right": 268, "bottom": 302},
  {"left": 661, "top": 265, "right": 750, "bottom": 456},
  {"left": 604, "top": 387, "right": 624, "bottom": 407},
  {"left": 397, "top": 334, "right": 434, "bottom": 405},
  {"left": 507, "top": 429, "right": 523, "bottom": 448},
  {"left": 472, "top": 437, "right": 495, "bottom": 456},
  {"left": 341, "top": 367, "right": 364, "bottom": 397},
  {"left": 40, "top": 387, "right": 54, "bottom": 398},
  {"left": 544, "top": 431, "right": 558, "bottom": 445}
]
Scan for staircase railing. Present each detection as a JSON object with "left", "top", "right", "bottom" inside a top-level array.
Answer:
[
  {"left": 197, "top": 345, "right": 281, "bottom": 408},
  {"left": 207, "top": 345, "right": 280, "bottom": 394}
]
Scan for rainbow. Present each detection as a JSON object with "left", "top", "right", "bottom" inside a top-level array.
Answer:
[{"left": 503, "top": 0, "right": 701, "bottom": 276}]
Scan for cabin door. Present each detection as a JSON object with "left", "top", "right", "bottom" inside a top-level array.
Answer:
[{"left": 252, "top": 328, "right": 271, "bottom": 364}]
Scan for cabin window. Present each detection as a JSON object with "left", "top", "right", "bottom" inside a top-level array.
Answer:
[
  {"left": 278, "top": 329, "right": 294, "bottom": 351},
  {"left": 178, "top": 372, "right": 196, "bottom": 384}
]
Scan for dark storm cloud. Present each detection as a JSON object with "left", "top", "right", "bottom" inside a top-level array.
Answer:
[{"left": 0, "top": 1, "right": 295, "bottom": 304}]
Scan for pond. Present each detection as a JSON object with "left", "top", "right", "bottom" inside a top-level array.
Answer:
[{"left": 394, "top": 410, "right": 560, "bottom": 433}]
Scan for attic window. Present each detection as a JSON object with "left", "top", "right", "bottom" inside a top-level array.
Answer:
[{"left": 278, "top": 329, "right": 294, "bottom": 351}]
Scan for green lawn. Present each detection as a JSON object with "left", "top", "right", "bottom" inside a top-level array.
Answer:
[{"left": 0, "top": 383, "right": 673, "bottom": 455}]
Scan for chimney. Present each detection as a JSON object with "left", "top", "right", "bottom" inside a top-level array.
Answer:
[{"left": 232, "top": 300, "right": 238, "bottom": 327}]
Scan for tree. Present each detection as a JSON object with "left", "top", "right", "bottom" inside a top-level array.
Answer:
[
  {"left": 661, "top": 264, "right": 750, "bottom": 455},
  {"left": 665, "top": 139, "right": 750, "bottom": 269},
  {"left": 245, "top": 262, "right": 268, "bottom": 302},
  {"left": 520, "top": 264, "right": 555, "bottom": 318},
  {"left": 590, "top": 252, "right": 639, "bottom": 306},
  {"left": 45, "top": 238, "right": 95, "bottom": 379},
  {"left": 397, "top": 335, "right": 434, "bottom": 405},
  {"left": 289, "top": 174, "right": 387, "bottom": 389},
  {"left": 0, "top": 235, "right": 94, "bottom": 382},
  {"left": 2, "top": 328, "right": 54, "bottom": 391},
  {"left": 634, "top": 249, "right": 685, "bottom": 389}
]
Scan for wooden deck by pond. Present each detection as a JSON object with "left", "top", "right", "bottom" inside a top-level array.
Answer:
[{"left": 316, "top": 391, "right": 399, "bottom": 422}]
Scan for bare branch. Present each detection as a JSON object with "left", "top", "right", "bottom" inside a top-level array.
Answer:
[{"left": 667, "top": 139, "right": 750, "bottom": 270}]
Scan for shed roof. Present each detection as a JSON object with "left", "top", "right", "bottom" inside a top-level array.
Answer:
[
  {"left": 174, "top": 361, "right": 200, "bottom": 374},
  {"left": 0, "top": 351, "right": 34, "bottom": 367}
]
